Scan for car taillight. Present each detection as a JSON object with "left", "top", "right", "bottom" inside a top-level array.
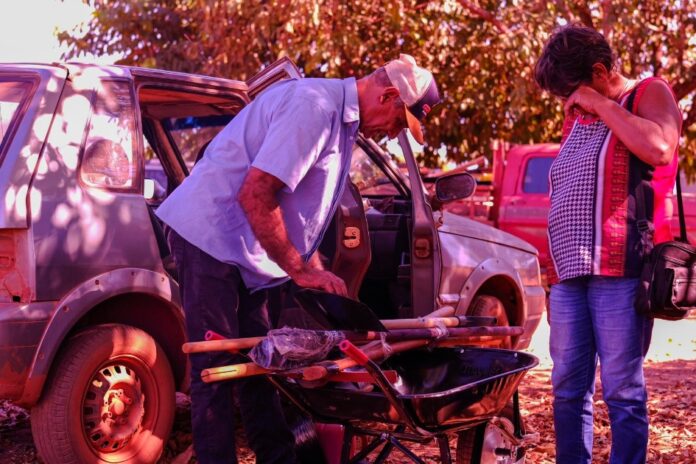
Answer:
[{"left": 0, "top": 229, "right": 33, "bottom": 303}]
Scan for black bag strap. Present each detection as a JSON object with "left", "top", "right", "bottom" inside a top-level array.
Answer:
[{"left": 675, "top": 167, "right": 687, "bottom": 242}]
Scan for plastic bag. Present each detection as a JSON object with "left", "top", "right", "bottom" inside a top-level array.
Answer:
[{"left": 248, "top": 327, "right": 345, "bottom": 370}]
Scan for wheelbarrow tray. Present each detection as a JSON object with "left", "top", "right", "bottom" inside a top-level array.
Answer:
[{"left": 276, "top": 347, "right": 538, "bottom": 434}]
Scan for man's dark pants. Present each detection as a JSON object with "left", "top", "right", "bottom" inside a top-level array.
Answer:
[{"left": 168, "top": 230, "right": 296, "bottom": 464}]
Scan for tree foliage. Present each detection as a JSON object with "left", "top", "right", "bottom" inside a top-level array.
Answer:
[{"left": 59, "top": 0, "right": 696, "bottom": 171}]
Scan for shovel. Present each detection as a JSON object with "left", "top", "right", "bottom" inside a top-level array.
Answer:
[{"left": 293, "top": 288, "right": 387, "bottom": 332}]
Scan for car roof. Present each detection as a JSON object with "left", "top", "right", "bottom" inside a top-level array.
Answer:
[
  {"left": 0, "top": 62, "right": 248, "bottom": 93},
  {"left": 507, "top": 143, "right": 560, "bottom": 157}
]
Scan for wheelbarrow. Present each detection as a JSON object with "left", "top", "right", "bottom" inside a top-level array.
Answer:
[
  {"left": 185, "top": 289, "right": 539, "bottom": 463},
  {"left": 269, "top": 343, "right": 538, "bottom": 464}
]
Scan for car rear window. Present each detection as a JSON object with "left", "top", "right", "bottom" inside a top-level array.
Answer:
[
  {"left": 0, "top": 79, "right": 34, "bottom": 159},
  {"left": 522, "top": 156, "right": 554, "bottom": 193}
]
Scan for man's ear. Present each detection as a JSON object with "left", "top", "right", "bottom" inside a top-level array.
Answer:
[{"left": 380, "top": 86, "right": 400, "bottom": 103}]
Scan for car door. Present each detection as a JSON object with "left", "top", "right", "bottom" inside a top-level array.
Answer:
[
  {"left": 397, "top": 132, "right": 440, "bottom": 316},
  {"left": 246, "top": 57, "right": 303, "bottom": 99}
]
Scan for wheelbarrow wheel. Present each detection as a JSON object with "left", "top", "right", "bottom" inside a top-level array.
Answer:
[
  {"left": 455, "top": 406, "right": 525, "bottom": 464},
  {"left": 468, "top": 295, "right": 512, "bottom": 349}
]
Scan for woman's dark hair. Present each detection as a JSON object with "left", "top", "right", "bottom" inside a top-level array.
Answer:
[{"left": 534, "top": 25, "right": 614, "bottom": 98}]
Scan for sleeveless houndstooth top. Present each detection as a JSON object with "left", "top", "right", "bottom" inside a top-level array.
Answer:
[{"left": 547, "top": 77, "right": 678, "bottom": 283}]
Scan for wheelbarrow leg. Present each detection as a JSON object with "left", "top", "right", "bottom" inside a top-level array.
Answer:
[
  {"left": 373, "top": 440, "right": 394, "bottom": 463},
  {"left": 388, "top": 436, "right": 427, "bottom": 464},
  {"left": 373, "top": 425, "right": 406, "bottom": 463},
  {"left": 437, "top": 434, "right": 452, "bottom": 464},
  {"left": 513, "top": 389, "right": 523, "bottom": 438},
  {"left": 348, "top": 430, "right": 387, "bottom": 463}
]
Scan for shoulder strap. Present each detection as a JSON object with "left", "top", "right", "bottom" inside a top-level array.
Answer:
[{"left": 676, "top": 168, "right": 687, "bottom": 242}]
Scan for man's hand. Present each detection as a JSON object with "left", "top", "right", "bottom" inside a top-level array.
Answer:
[
  {"left": 290, "top": 265, "right": 348, "bottom": 296},
  {"left": 239, "top": 167, "right": 348, "bottom": 296},
  {"left": 564, "top": 85, "right": 606, "bottom": 117}
]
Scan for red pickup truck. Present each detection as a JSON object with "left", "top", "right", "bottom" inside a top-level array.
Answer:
[{"left": 441, "top": 142, "right": 696, "bottom": 284}]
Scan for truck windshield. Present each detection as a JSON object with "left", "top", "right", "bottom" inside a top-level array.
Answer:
[{"left": 0, "top": 79, "right": 33, "bottom": 158}]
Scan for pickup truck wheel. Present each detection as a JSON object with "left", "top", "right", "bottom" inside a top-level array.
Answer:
[
  {"left": 469, "top": 295, "right": 512, "bottom": 349},
  {"left": 456, "top": 406, "right": 525, "bottom": 464},
  {"left": 31, "top": 324, "right": 175, "bottom": 464}
]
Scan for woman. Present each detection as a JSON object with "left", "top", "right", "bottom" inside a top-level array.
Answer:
[{"left": 534, "top": 25, "right": 681, "bottom": 464}]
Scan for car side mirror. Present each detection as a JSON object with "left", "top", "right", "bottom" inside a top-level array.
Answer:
[{"left": 434, "top": 172, "right": 477, "bottom": 203}]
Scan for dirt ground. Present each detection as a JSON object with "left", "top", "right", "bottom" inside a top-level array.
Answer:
[
  {"left": 2, "top": 358, "right": 695, "bottom": 464},
  {"left": 2, "top": 318, "right": 694, "bottom": 463}
]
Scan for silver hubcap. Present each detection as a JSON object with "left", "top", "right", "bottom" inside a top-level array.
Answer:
[{"left": 82, "top": 362, "right": 145, "bottom": 453}]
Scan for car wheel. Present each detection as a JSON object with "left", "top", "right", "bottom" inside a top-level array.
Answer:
[
  {"left": 456, "top": 406, "right": 525, "bottom": 464},
  {"left": 31, "top": 324, "right": 175, "bottom": 464},
  {"left": 469, "top": 294, "right": 512, "bottom": 349}
]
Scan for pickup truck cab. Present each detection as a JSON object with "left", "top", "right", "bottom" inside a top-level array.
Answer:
[
  {"left": 0, "top": 60, "right": 544, "bottom": 463},
  {"left": 444, "top": 142, "right": 696, "bottom": 284}
]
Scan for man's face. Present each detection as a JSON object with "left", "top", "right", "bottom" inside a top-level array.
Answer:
[{"left": 360, "top": 89, "right": 409, "bottom": 141}]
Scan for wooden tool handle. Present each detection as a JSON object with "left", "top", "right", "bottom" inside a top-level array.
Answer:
[
  {"left": 425, "top": 306, "right": 456, "bottom": 318},
  {"left": 201, "top": 363, "right": 270, "bottom": 383},
  {"left": 381, "top": 316, "right": 462, "bottom": 330},
  {"left": 183, "top": 337, "right": 265, "bottom": 354}
]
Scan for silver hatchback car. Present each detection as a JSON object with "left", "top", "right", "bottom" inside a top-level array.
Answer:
[{"left": 0, "top": 59, "right": 544, "bottom": 463}]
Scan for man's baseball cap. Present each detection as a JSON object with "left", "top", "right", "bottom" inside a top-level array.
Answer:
[{"left": 384, "top": 54, "right": 441, "bottom": 144}]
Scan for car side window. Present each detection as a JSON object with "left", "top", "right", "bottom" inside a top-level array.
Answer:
[
  {"left": 350, "top": 144, "right": 399, "bottom": 196},
  {"left": 522, "top": 156, "right": 553, "bottom": 194},
  {"left": 163, "top": 115, "right": 234, "bottom": 169},
  {"left": 679, "top": 170, "right": 696, "bottom": 195},
  {"left": 0, "top": 78, "right": 34, "bottom": 159},
  {"left": 80, "top": 80, "right": 139, "bottom": 190}
]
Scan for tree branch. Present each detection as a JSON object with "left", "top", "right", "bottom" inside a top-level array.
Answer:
[
  {"left": 600, "top": 0, "right": 615, "bottom": 40},
  {"left": 456, "top": 0, "right": 509, "bottom": 34},
  {"left": 684, "top": 100, "right": 696, "bottom": 130},
  {"left": 672, "top": 64, "right": 696, "bottom": 100},
  {"left": 572, "top": 1, "right": 594, "bottom": 28}
]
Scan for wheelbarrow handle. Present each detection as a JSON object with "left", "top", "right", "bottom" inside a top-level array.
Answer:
[
  {"left": 339, "top": 340, "right": 370, "bottom": 366},
  {"left": 338, "top": 340, "right": 432, "bottom": 436}
]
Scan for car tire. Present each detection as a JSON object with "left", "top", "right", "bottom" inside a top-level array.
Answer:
[
  {"left": 469, "top": 294, "right": 512, "bottom": 349},
  {"left": 31, "top": 324, "right": 175, "bottom": 464},
  {"left": 456, "top": 405, "right": 525, "bottom": 464}
]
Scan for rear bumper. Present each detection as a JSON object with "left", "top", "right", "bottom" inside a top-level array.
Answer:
[{"left": 0, "top": 302, "right": 53, "bottom": 402}]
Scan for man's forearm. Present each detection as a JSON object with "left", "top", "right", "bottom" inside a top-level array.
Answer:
[
  {"left": 238, "top": 167, "right": 347, "bottom": 295},
  {"left": 239, "top": 172, "right": 306, "bottom": 276}
]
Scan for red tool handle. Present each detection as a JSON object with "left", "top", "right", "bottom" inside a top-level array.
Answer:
[
  {"left": 339, "top": 340, "right": 370, "bottom": 366},
  {"left": 205, "top": 330, "right": 226, "bottom": 341}
]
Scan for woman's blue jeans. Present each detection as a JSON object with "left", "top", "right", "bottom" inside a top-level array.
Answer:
[{"left": 549, "top": 276, "right": 653, "bottom": 464}]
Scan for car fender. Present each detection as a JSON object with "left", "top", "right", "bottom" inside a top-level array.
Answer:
[
  {"left": 453, "top": 257, "right": 526, "bottom": 321},
  {"left": 19, "top": 267, "right": 183, "bottom": 406}
]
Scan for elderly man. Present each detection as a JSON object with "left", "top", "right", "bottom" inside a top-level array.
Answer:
[{"left": 156, "top": 54, "right": 441, "bottom": 464}]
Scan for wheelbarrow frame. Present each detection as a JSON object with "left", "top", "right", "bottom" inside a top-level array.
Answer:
[{"left": 268, "top": 346, "right": 538, "bottom": 464}]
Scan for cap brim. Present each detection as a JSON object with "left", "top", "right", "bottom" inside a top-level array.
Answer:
[{"left": 405, "top": 108, "right": 424, "bottom": 145}]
